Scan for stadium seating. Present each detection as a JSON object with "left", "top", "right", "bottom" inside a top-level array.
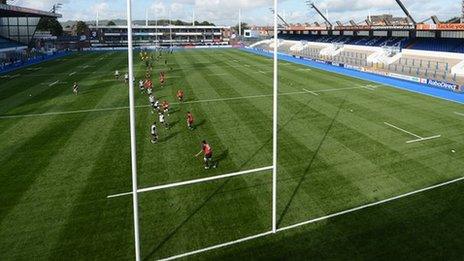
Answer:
[
  {"left": 279, "top": 34, "right": 411, "bottom": 48},
  {"left": 408, "top": 38, "right": 464, "bottom": 53},
  {"left": 253, "top": 38, "right": 464, "bottom": 86},
  {"left": 0, "top": 36, "right": 23, "bottom": 50},
  {"left": 278, "top": 34, "right": 464, "bottom": 53}
]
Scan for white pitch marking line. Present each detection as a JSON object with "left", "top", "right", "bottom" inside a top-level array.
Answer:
[
  {"left": 206, "top": 73, "right": 228, "bottom": 76},
  {"left": 48, "top": 80, "right": 59, "bottom": 87},
  {"left": 277, "top": 176, "right": 464, "bottom": 232},
  {"left": 455, "top": 112, "right": 464, "bottom": 117},
  {"left": 159, "top": 231, "right": 274, "bottom": 261},
  {"left": 0, "top": 87, "right": 365, "bottom": 119},
  {"left": 69, "top": 72, "right": 76, "bottom": 76},
  {"left": 158, "top": 176, "right": 464, "bottom": 261},
  {"left": 244, "top": 64, "right": 251, "bottom": 67},
  {"left": 384, "top": 122, "right": 441, "bottom": 144},
  {"left": 259, "top": 70, "right": 266, "bottom": 74},
  {"left": 302, "top": 88, "right": 319, "bottom": 96},
  {"left": 0, "top": 75, "right": 9, "bottom": 78},
  {"left": 0, "top": 106, "right": 131, "bottom": 119},
  {"left": 406, "top": 135, "right": 442, "bottom": 144},
  {"left": 384, "top": 122, "right": 423, "bottom": 139},
  {"left": 9, "top": 74, "right": 20, "bottom": 79},
  {"left": 107, "top": 166, "right": 273, "bottom": 199}
]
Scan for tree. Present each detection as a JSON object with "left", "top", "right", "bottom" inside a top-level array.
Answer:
[
  {"left": 36, "top": 17, "right": 63, "bottom": 36},
  {"left": 233, "top": 22, "right": 250, "bottom": 35},
  {"left": 198, "top": 21, "right": 215, "bottom": 26},
  {"left": 74, "top": 21, "right": 89, "bottom": 36},
  {"left": 107, "top": 21, "right": 116, "bottom": 26}
]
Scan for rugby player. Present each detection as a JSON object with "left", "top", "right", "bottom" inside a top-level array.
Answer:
[
  {"left": 150, "top": 122, "right": 158, "bottom": 144},
  {"left": 195, "top": 140, "right": 216, "bottom": 169},
  {"left": 72, "top": 82, "right": 79, "bottom": 95}
]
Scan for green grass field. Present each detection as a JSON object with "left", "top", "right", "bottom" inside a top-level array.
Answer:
[{"left": 1, "top": 48, "right": 464, "bottom": 260}]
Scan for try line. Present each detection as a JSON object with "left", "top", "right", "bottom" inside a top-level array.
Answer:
[{"left": 158, "top": 176, "right": 464, "bottom": 260}]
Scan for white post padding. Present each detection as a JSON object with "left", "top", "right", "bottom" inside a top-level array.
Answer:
[{"left": 125, "top": 0, "right": 141, "bottom": 260}]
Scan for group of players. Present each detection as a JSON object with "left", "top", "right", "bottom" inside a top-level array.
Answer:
[{"left": 124, "top": 49, "right": 216, "bottom": 169}]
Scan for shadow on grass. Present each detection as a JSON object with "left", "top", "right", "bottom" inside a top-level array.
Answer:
[
  {"left": 169, "top": 120, "right": 180, "bottom": 129},
  {"left": 160, "top": 131, "right": 179, "bottom": 143},
  {"left": 195, "top": 119, "right": 207, "bottom": 129},
  {"left": 276, "top": 97, "right": 347, "bottom": 228}
]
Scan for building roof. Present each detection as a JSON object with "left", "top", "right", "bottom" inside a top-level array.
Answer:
[
  {"left": 0, "top": 4, "right": 61, "bottom": 18},
  {"left": 90, "top": 25, "right": 230, "bottom": 30}
]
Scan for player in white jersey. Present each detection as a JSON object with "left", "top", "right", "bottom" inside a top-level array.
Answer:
[
  {"left": 124, "top": 73, "right": 129, "bottom": 83},
  {"left": 159, "top": 112, "right": 168, "bottom": 129},
  {"left": 149, "top": 95, "right": 156, "bottom": 113},
  {"left": 72, "top": 82, "right": 79, "bottom": 95},
  {"left": 154, "top": 100, "right": 160, "bottom": 112},
  {"left": 115, "top": 70, "right": 120, "bottom": 79},
  {"left": 139, "top": 80, "right": 145, "bottom": 93},
  {"left": 150, "top": 122, "right": 158, "bottom": 144}
]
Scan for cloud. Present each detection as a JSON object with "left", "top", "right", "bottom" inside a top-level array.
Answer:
[
  {"left": 10, "top": 0, "right": 463, "bottom": 25},
  {"left": 14, "top": 0, "right": 70, "bottom": 11}
]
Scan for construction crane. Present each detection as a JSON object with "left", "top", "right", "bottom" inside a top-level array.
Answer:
[{"left": 306, "top": 1, "right": 332, "bottom": 28}]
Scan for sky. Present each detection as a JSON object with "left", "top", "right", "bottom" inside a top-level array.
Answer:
[{"left": 12, "top": 0, "right": 463, "bottom": 26}]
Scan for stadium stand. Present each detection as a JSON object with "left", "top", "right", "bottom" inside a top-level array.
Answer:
[
  {"left": 0, "top": 36, "right": 23, "bottom": 49},
  {"left": 280, "top": 35, "right": 411, "bottom": 48},
  {"left": 252, "top": 38, "right": 464, "bottom": 86},
  {"left": 0, "top": 2, "right": 62, "bottom": 72},
  {"left": 408, "top": 38, "right": 464, "bottom": 53}
]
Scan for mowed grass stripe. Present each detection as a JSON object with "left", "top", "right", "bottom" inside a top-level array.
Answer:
[
  {"left": 0, "top": 52, "right": 106, "bottom": 103},
  {"left": 138, "top": 50, "right": 270, "bottom": 259},
  {"left": 0, "top": 49, "right": 463, "bottom": 260},
  {"left": 6, "top": 51, "right": 125, "bottom": 114},
  {"left": 49, "top": 110, "right": 134, "bottom": 260},
  {"left": 0, "top": 53, "right": 135, "bottom": 259},
  {"left": 0, "top": 53, "right": 128, "bottom": 156},
  {"left": 189, "top": 51, "right": 345, "bottom": 236},
  {"left": 273, "top": 74, "right": 456, "bottom": 224}
]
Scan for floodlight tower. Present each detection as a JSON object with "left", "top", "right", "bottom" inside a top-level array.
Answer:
[
  {"left": 270, "top": 8, "right": 290, "bottom": 27},
  {"left": 51, "top": 3, "right": 62, "bottom": 13},
  {"left": 393, "top": 0, "right": 416, "bottom": 25},
  {"left": 306, "top": 1, "right": 332, "bottom": 28},
  {"left": 462, "top": 0, "right": 464, "bottom": 23}
]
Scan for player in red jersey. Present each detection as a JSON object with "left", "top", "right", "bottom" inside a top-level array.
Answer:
[
  {"left": 177, "top": 89, "right": 184, "bottom": 102},
  {"left": 195, "top": 140, "right": 216, "bottom": 169},
  {"left": 162, "top": 100, "right": 170, "bottom": 116},
  {"left": 159, "top": 71, "right": 165, "bottom": 87},
  {"left": 186, "top": 111, "right": 194, "bottom": 130},
  {"left": 144, "top": 79, "right": 153, "bottom": 95}
]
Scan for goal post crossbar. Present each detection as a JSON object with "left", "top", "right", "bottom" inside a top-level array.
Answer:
[{"left": 107, "top": 166, "right": 274, "bottom": 199}]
